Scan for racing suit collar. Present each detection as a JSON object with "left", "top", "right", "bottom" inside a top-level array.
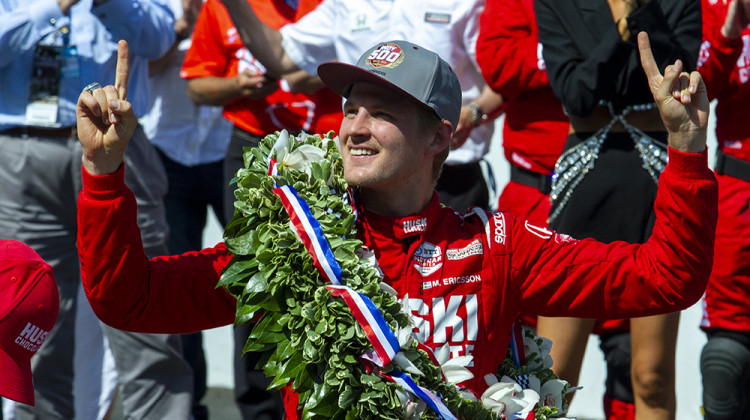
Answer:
[{"left": 358, "top": 191, "right": 443, "bottom": 240}]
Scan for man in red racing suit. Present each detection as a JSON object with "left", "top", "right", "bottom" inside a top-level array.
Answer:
[
  {"left": 697, "top": 0, "right": 750, "bottom": 418},
  {"left": 75, "top": 37, "right": 716, "bottom": 417}
]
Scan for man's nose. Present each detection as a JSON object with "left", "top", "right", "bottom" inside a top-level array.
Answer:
[{"left": 348, "top": 108, "right": 371, "bottom": 138}]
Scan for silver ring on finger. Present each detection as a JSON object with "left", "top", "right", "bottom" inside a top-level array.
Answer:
[{"left": 83, "top": 82, "right": 102, "bottom": 94}]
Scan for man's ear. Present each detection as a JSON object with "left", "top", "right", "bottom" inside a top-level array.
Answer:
[{"left": 428, "top": 120, "right": 453, "bottom": 156}]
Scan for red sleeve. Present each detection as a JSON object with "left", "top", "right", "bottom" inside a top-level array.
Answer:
[
  {"left": 77, "top": 165, "right": 236, "bottom": 334},
  {"left": 507, "top": 148, "right": 718, "bottom": 319},
  {"left": 294, "top": 0, "right": 322, "bottom": 19},
  {"left": 476, "top": 0, "right": 549, "bottom": 99},
  {"left": 181, "top": 0, "right": 232, "bottom": 80},
  {"left": 697, "top": 0, "right": 744, "bottom": 100}
]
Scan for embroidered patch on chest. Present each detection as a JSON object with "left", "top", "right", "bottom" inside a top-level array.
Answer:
[
  {"left": 424, "top": 12, "right": 451, "bottom": 23},
  {"left": 445, "top": 239, "right": 483, "bottom": 261},
  {"left": 413, "top": 242, "right": 443, "bottom": 276},
  {"left": 350, "top": 13, "right": 372, "bottom": 33}
]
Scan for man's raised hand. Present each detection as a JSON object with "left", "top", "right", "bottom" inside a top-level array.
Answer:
[
  {"left": 76, "top": 40, "right": 138, "bottom": 175},
  {"left": 638, "top": 32, "right": 709, "bottom": 153}
]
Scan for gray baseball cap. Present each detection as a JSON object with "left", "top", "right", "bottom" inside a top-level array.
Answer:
[{"left": 317, "top": 40, "right": 462, "bottom": 130}]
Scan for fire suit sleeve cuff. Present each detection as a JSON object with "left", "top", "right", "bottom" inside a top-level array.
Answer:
[
  {"left": 81, "top": 164, "right": 128, "bottom": 198},
  {"left": 664, "top": 147, "right": 710, "bottom": 181}
]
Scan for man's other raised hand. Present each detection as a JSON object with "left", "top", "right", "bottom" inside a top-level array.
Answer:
[
  {"left": 638, "top": 32, "right": 709, "bottom": 153},
  {"left": 76, "top": 40, "right": 137, "bottom": 175}
]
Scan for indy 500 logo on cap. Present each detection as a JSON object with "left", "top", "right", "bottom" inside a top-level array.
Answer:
[{"left": 366, "top": 43, "right": 405, "bottom": 68}]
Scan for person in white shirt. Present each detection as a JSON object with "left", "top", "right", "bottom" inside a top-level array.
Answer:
[{"left": 221, "top": 0, "right": 504, "bottom": 212}]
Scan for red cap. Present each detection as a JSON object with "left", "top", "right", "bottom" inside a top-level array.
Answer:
[{"left": 0, "top": 240, "right": 59, "bottom": 406}]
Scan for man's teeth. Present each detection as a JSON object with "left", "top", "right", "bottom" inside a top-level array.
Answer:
[{"left": 350, "top": 149, "right": 375, "bottom": 156}]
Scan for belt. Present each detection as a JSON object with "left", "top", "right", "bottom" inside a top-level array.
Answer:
[
  {"left": 510, "top": 165, "right": 552, "bottom": 195},
  {"left": 716, "top": 148, "right": 750, "bottom": 183},
  {"left": 1, "top": 126, "right": 76, "bottom": 138}
]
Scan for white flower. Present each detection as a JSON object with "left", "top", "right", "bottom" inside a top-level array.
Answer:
[
  {"left": 539, "top": 379, "right": 567, "bottom": 414},
  {"left": 393, "top": 352, "right": 424, "bottom": 376},
  {"left": 392, "top": 327, "right": 423, "bottom": 375},
  {"left": 271, "top": 129, "right": 291, "bottom": 161},
  {"left": 458, "top": 387, "right": 479, "bottom": 402},
  {"left": 321, "top": 135, "right": 340, "bottom": 151},
  {"left": 271, "top": 129, "right": 327, "bottom": 175},
  {"left": 360, "top": 247, "right": 385, "bottom": 277},
  {"left": 433, "top": 344, "right": 474, "bottom": 385},
  {"left": 524, "top": 375, "right": 567, "bottom": 415},
  {"left": 396, "top": 389, "right": 427, "bottom": 419},
  {"left": 481, "top": 375, "right": 539, "bottom": 417},
  {"left": 523, "top": 334, "right": 553, "bottom": 370}
]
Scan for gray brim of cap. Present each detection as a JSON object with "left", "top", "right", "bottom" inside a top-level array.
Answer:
[{"left": 318, "top": 61, "right": 443, "bottom": 120}]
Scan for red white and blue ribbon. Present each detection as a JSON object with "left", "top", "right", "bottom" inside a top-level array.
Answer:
[
  {"left": 509, "top": 320, "right": 531, "bottom": 391},
  {"left": 327, "top": 284, "right": 399, "bottom": 367},
  {"left": 416, "top": 342, "right": 440, "bottom": 367},
  {"left": 268, "top": 158, "right": 280, "bottom": 178},
  {"left": 273, "top": 184, "right": 343, "bottom": 285},
  {"left": 509, "top": 320, "right": 526, "bottom": 368},
  {"left": 268, "top": 152, "right": 456, "bottom": 419},
  {"left": 510, "top": 412, "right": 536, "bottom": 420},
  {"left": 383, "top": 371, "right": 458, "bottom": 420}
]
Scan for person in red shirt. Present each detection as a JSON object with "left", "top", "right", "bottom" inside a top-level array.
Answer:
[
  {"left": 74, "top": 36, "right": 714, "bottom": 418},
  {"left": 476, "top": 0, "right": 568, "bottom": 227},
  {"left": 475, "top": 0, "right": 569, "bottom": 336},
  {"left": 697, "top": 0, "right": 750, "bottom": 418}
]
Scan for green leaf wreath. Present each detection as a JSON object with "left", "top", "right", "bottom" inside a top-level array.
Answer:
[{"left": 218, "top": 130, "right": 571, "bottom": 419}]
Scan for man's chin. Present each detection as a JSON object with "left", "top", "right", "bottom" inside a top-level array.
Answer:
[{"left": 344, "top": 175, "right": 380, "bottom": 190}]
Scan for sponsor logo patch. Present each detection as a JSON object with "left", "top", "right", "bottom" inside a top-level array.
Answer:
[
  {"left": 492, "top": 212, "right": 506, "bottom": 244},
  {"left": 413, "top": 242, "right": 443, "bottom": 277},
  {"left": 366, "top": 43, "right": 405, "bottom": 69},
  {"left": 446, "top": 239, "right": 483, "bottom": 261},
  {"left": 424, "top": 12, "right": 451, "bottom": 23},
  {"left": 403, "top": 217, "right": 427, "bottom": 234},
  {"left": 408, "top": 294, "right": 479, "bottom": 359},
  {"left": 525, "top": 221, "right": 553, "bottom": 240},
  {"left": 350, "top": 13, "right": 371, "bottom": 33},
  {"left": 511, "top": 152, "right": 533, "bottom": 170}
]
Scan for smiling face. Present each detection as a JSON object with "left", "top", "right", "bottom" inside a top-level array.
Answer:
[{"left": 339, "top": 83, "right": 447, "bottom": 197}]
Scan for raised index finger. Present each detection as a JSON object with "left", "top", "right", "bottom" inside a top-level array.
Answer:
[
  {"left": 114, "top": 40, "right": 130, "bottom": 101},
  {"left": 637, "top": 32, "right": 661, "bottom": 80}
]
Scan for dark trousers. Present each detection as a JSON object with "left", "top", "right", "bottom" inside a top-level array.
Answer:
[{"left": 157, "top": 148, "right": 226, "bottom": 420}]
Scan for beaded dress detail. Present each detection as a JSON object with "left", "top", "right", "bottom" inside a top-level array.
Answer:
[{"left": 548, "top": 102, "right": 668, "bottom": 223}]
